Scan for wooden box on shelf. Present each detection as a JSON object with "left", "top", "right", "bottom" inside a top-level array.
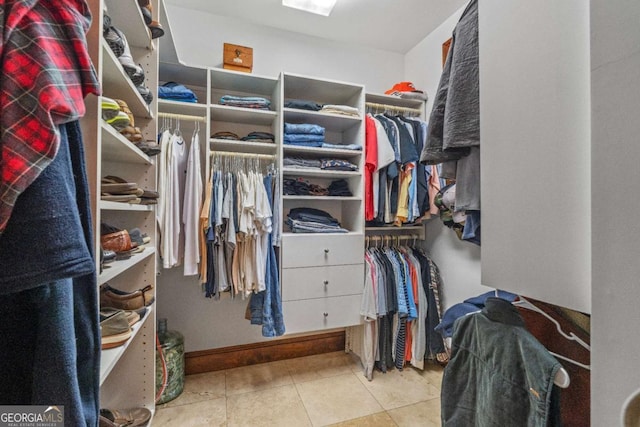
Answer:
[{"left": 223, "top": 43, "right": 253, "bottom": 73}]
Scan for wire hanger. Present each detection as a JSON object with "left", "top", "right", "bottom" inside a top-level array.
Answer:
[{"left": 515, "top": 296, "right": 591, "bottom": 372}]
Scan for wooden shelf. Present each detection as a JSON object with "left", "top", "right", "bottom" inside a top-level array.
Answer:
[
  {"left": 210, "top": 138, "right": 277, "bottom": 155},
  {"left": 283, "top": 144, "right": 362, "bottom": 158},
  {"left": 210, "top": 67, "right": 278, "bottom": 97},
  {"left": 158, "top": 99, "right": 208, "bottom": 116},
  {"left": 283, "top": 108, "right": 361, "bottom": 131},
  {"left": 283, "top": 195, "right": 361, "bottom": 201},
  {"left": 99, "top": 200, "right": 155, "bottom": 211},
  {"left": 282, "top": 168, "right": 360, "bottom": 179},
  {"left": 104, "top": 0, "right": 152, "bottom": 50}
]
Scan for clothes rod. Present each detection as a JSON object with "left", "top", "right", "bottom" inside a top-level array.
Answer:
[
  {"left": 158, "top": 112, "right": 207, "bottom": 122},
  {"left": 210, "top": 151, "right": 275, "bottom": 160},
  {"left": 365, "top": 102, "right": 422, "bottom": 116}
]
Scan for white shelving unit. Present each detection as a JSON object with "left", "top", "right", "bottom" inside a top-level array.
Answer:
[
  {"left": 280, "top": 72, "right": 365, "bottom": 334},
  {"left": 82, "top": 0, "right": 159, "bottom": 416},
  {"left": 363, "top": 92, "right": 427, "bottom": 239}
]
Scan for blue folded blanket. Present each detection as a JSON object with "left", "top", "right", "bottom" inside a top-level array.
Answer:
[{"left": 158, "top": 82, "right": 197, "bottom": 102}]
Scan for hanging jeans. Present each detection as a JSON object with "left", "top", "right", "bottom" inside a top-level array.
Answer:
[
  {"left": 248, "top": 174, "right": 285, "bottom": 337},
  {"left": 0, "top": 121, "right": 99, "bottom": 426}
]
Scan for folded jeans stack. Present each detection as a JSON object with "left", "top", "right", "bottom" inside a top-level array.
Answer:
[
  {"left": 283, "top": 156, "right": 322, "bottom": 169},
  {"left": 283, "top": 178, "right": 328, "bottom": 196},
  {"left": 283, "top": 122, "right": 325, "bottom": 147},
  {"left": 287, "top": 207, "right": 348, "bottom": 233},
  {"left": 219, "top": 95, "right": 271, "bottom": 110},
  {"left": 328, "top": 179, "right": 352, "bottom": 196}
]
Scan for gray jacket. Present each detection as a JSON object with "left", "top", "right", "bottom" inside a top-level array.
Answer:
[{"left": 441, "top": 298, "right": 562, "bottom": 426}]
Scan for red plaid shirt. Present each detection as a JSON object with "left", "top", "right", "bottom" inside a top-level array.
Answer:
[{"left": 0, "top": 0, "right": 100, "bottom": 235}]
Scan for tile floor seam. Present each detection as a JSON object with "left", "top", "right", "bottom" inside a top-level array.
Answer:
[{"left": 291, "top": 379, "right": 315, "bottom": 427}]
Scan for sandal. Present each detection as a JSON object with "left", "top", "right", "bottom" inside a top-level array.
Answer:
[
  {"left": 115, "top": 99, "right": 135, "bottom": 126},
  {"left": 99, "top": 407, "right": 151, "bottom": 427},
  {"left": 120, "top": 125, "right": 143, "bottom": 143}
]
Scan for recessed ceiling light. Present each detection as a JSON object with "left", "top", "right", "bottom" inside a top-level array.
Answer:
[{"left": 282, "top": 0, "right": 337, "bottom": 16}]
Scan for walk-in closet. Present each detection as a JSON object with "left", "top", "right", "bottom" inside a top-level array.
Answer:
[{"left": 2, "top": 0, "right": 637, "bottom": 425}]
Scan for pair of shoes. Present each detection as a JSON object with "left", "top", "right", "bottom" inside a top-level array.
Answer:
[
  {"left": 100, "top": 284, "right": 155, "bottom": 311},
  {"left": 99, "top": 407, "right": 151, "bottom": 427},
  {"left": 103, "top": 22, "right": 147, "bottom": 86},
  {"left": 136, "top": 84, "right": 153, "bottom": 105},
  {"left": 137, "top": 0, "right": 164, "bottom": 39},
  {"left": 100, "top": 221, "right": 145, "bottom": 253},
  {"left": 101, "top": 97, "right": 131, "bottom": 130},
  {"left": 103, "top": 16, "right": 124, "bottom": 57},
  {"left": 101, "top": 306, "right": 146, "bottom": 327},
  {"left": 134, "top": 140, "right": 161, "bottom": 156},
  {"left": 100, "top": 309, "right": 132, "bottom": 349},
  {"left": 120, "top": 125, "right": 143, "bottom": 143}
]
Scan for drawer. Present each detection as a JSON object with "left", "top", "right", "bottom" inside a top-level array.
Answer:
[
  {"left": 282, "top": 234, "right": 363, "bottom": 268},
  {"left": 283, "top": 294, "right": 363, "bottom": 335},
  {"left": 282, "top": 264, "right": 364, "bottom": 301}
]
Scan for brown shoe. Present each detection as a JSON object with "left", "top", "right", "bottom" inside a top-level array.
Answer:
[
  {"left": 100, "top": 284, "right": 155, "bottom": 311},
  {"left": 101, "top": 230, "right": 135, "bottom": 253}
]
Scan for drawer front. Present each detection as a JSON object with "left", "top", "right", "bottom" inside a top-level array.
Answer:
[
  {"left": 283, "top": 294, "right": 363, "bottom": 334},
  {"left": 282, "top": 234, "right": 363, "bottom": 268},
  {"left": 282, "top": 264, "right": 364, "bottom": 301}
]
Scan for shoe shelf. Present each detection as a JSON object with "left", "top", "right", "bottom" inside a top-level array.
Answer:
[
  {"left": 283, "top": 108, "right": 362, "bottom": 131},
  {"left": 104, "top": 0, "right": 152, "bottom": 50},
  {"left": 99, "top": 200, "right": 155, "bottom": 212},
  {"left": 98, "top": 247, "right": 156, "bottom": 286},
  {"left": 209, "top": 138, "right": 277, "bottom": 155},
  {"left": 101, "top": 121, "right": 153, "bottom": 165},
  {"left": 102, "top": 39, "right": 154, "bottom": 119},
  {"left": 100, "top": 305, "right": 154, "bottom": 385}
]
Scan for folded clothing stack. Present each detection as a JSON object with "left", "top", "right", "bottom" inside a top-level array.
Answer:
[
  {"left": 220, "top": 95, "right": 271, "bottom": 110},
  {"left": 283, "top": 122, "right": 325, "bottom": 147},
  {"left": 283, "top": 178, "right": 327, "bottom": 196},
  {"left": 241, "top": 131, "right": 274, "bottom": 143},
  {"left": 321, "top": 104, "right": 360, "bottom": 117},
  {"left": 284, "top": 99, "right": 322, "bottom": 111},
  {"left": 283, "top": 157, "right": 322, "bottom": 169},
  {"left": 158, "top": 82, "right": 197, "bottom": 103},
  {"left": 287, "top": 207, "right": 348, "bottom": 233},
  {"left": 211, "top": 131, "right": 240, "bottom": 140},
  {"left": 328, "top": 179, "right": 352, "bottom": 196},
  {"left": 320, "top": 159, "right": 358, "bottom": 171},
  {"left": 321, "top": 142, "right": 362, "bottom": 151}
]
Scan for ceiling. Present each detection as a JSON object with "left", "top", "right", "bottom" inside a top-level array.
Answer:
[{"left": 164, "top": 0, "right": 468, "bottom": 54}]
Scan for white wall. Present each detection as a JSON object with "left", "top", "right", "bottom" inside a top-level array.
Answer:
[
  {"left": 164, "top": 4, "right": 404, "bottom": 94},
  {"left": 591, "top": 0, "right": 640, "bottom": 423},
  {"left": 159, "top": 4, "right": 405, "bottom": 352},
  {"left": 405, "top": 3, "right": 490, "bottom": 310}
]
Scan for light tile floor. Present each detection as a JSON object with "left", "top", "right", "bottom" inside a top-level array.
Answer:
[{"left": 153, "top": 351, "right": 444, "bottom": 427}]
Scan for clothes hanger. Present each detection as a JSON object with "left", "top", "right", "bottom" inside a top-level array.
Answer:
[{"left": 510, "top": 295, "right": 591, "bottom": 389}]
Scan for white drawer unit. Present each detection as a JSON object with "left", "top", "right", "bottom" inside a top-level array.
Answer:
[
  {"left": 282, "top": 294, "right": 363, "bottom": 335},
  {"left": 281, "top": 233, "right": 364, "bottom": 268},
  {"left": 282, "top": 264, "right": 364, "bottom": 301}
]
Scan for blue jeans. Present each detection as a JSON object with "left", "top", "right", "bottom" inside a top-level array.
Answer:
[
  {"left": 249, "top": 175, "right": 285, "bottom": 337},
  {"left": 0, "top": 121, "right": 99, "bottom": 426}
]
